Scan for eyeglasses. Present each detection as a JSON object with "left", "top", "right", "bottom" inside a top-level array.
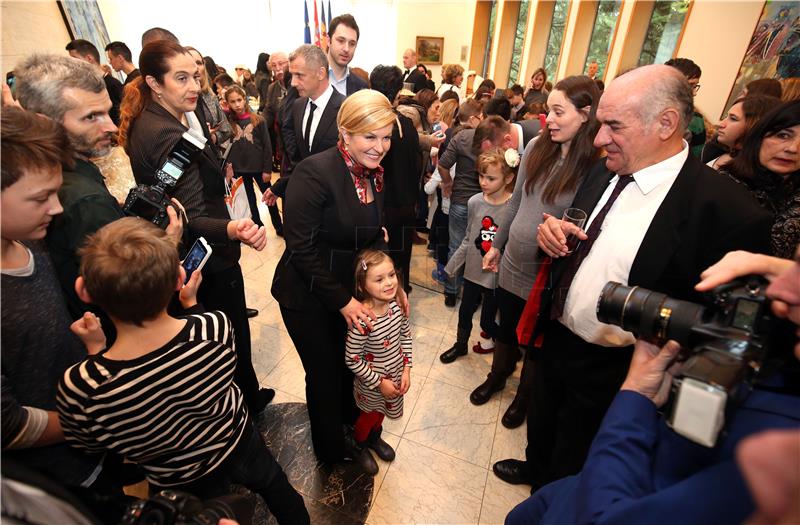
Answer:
[{"left": 691, "top": 83, "right": 701, "bottom": 93}]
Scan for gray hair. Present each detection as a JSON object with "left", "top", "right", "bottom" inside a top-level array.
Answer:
[
  {"left": 15, "top": 54, "right": 105, "bottom": 123},
  {"left": 634, "top": 67, "right": 694, "bottom": 132},
  {"left": 289, "top": 44, "right": 328, "bottom": 71}
]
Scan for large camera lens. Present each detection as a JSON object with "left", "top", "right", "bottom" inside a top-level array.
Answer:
[{"left": 597, "top": 282, "right": 706, "bottom": 345}]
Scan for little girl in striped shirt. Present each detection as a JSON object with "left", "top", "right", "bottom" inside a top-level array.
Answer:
[{"left": 345, "top": 250, "right": 413, "bottom": 463}]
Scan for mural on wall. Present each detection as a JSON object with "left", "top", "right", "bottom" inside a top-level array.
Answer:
[
  {"left": 57, "top": 1, "right": 113, "bottom": 58},
  {"left": 724, "top": 1, "right": 799, "bottom": 116}
]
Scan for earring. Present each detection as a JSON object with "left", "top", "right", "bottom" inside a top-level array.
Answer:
[{"left": 157, "top": 93, "right": 163, "bottom": 99}]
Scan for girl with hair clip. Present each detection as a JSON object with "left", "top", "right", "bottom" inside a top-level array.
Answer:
[
  {"left": 119, "top": 40, "right": 274, "bottom": 416},
  {"left": 345, "top": 249, "right": 412, "bottom": 465},
  {"left": 439, "top": 147, "right": 516, "bottom": 362},
  {"left": 723, "top": 99, "right": 800, "bottom": 259},
  {"left": 224, "top": 84, "right": 283, "bottom": 235},
  {"left": 476, "top": 76, "right": 601, "bottom": 430}
]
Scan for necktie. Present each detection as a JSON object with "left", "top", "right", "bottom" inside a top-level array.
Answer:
[
  {"left": 304, "top": 101, "right": 317, "bottom": 152},
  {"left": 551, "top": 175, "right": 635, "bottom": 319},
  {"left": 403, "top": 69, "right": 409, "bottom": 80}
]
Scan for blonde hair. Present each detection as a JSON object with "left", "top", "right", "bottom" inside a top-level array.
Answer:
[
  {"left": 477, "top": 147, "right": 516, "bottom": 191},
  {"left": 439, "top": 99, "right": 459, "bottom": 127},
  {"left": 337, "top": 89, "right": 396, "bottom": 136},
  {"left": 353, "top": 249, "right": 399, "bottom": 302}
]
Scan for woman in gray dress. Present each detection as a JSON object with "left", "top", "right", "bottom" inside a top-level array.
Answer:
[{"left": 471, "top": 76, "right": 603, "bottom": 429}]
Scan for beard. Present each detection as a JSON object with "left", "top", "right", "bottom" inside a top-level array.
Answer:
[{"left": 67, "top": 129, "right": 114, "bottom": 159}]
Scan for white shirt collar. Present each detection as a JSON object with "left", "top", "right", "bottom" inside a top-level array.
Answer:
[
  {"left": 310, "top": 83, "right": 334, "bottom": 108},
  {"left": 630, "top": 140, "right": 689, "bottom": 195},
  {"left": 512, "top": 122, "right": 525, "bottom": 154}
]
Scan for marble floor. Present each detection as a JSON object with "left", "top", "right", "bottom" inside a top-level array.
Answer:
[{"left": 241, "top": 229, "right": 531, "bottom": 524}]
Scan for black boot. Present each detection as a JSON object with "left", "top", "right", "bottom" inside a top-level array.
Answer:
[
  {"left": 343, "top": 431, "right": 379, "bottom": 475},
  {"left": 502, "top": 355, "right": 534, "bottom": 428},
  {"left": 469, "top": 373, "right": 505, "bottom": 405},
  {"left": 440, "top": 328, "right": 470, "bottom": 363},
  {"left": 366, "top": 427, "right": 395, "bottom": 461}
]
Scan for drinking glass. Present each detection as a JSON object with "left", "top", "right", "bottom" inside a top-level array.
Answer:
[{"left": 562, "top": 208, "right": 587, "bottom": 254}]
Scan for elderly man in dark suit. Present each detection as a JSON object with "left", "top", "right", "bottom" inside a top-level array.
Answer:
[
  {"left": 492, "top": 64, "right": 772, "bottom": 491},
  {"left": 401, "top": 48, "right": 427, "bottom": 93},
  {"left": 269, "top": 44, "right": 345, "bottom": 200}
]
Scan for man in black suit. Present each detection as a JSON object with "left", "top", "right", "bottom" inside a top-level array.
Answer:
[
  {"left": 269, "top": 44, "right": 345, "bottom": 200},
  {"left": 66, "top": 39, "right": 123, "bottom": 126},
  {"left": 401, "top": 48, "right": 427, "bottom": 93},
  {"left": 327, "top": 14, "right": 368, "bottom": 96},
  {"left": 492, "top": 64, "right": 772, "bottom": 491}
]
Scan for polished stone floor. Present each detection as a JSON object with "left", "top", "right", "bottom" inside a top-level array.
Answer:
[{"left": 241, "top": 229, "right": 530, "bottom": 524}]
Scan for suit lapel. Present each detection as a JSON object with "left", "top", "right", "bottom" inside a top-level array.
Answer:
[
  {"left": 628, "top": 155, "right": 696, "bottom": 288},
  {"left": 311, "top": 91, "right": 344, "bottom": 153}
]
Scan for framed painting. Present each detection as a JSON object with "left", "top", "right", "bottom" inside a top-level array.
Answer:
[
  {"left": 416, "top": 36, "right": 444, "bottom": 65},
  {"left": 721, "top": 1, "right": 799, "bottom": 118},
  {"left": 57, "top": 1, "right": 113, "bottom": 57}
]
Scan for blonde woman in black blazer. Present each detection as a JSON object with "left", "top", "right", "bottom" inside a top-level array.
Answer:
[{"left": 272, "top": 90, "right": 407, "bottom": 473}]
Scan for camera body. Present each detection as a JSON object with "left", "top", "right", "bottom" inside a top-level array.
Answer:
[
  {"left": 597, "top": 277, "right": 774, "bottom": 446},
  {"left": 119, "top": 490, "right": 247, "bottom": 525},
  {"left": 123, "top": 131, "right": 206, "bottom": 228}
]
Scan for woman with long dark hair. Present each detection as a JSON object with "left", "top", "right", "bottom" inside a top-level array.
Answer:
[
  {"left": 119, "top": 40, "right": 273, "bottom": 414},
  {"left": 476, "top": 76, "right": 601, "bottom": 429},
  {"left": 724, "top": 100, "right": 800, "bottom": 258},
  {"left": 706, "top": 94, "right": 778, "bottom": 170}
]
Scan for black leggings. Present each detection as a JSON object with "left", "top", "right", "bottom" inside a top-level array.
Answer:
[
  {"left": 237, "top": 171, "right": 283, "bottom": 232},
  {"left": 457, "top": 280, "right": 499, "bottom": 339}
]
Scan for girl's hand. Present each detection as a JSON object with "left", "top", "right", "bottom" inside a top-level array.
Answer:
[
  {"left": 396, "top": 287, "right": 410, "bottom": 317},
  {"left": 399, "top": 367, "right": 411, "bottom": 394},
  {"left": 340, "top": 297, "right": 376, "bottom": 334},
  {"left": 380, "top": 378, "right": 400, "bottom": 399},
  {"left": 262, "top": 188, "right": 278, "bottom": 206},
  {"left": 70, "top": 312, "right": 106, "bottom": 355},
  {"left": 262, "top": 172, "right": 271, "bottom": 184},
  {"left": 225, "top": 162, "right": 234, "bottom": 184},
  {"left": 482, "top": 247, "right": 501, "bottom": 272}
]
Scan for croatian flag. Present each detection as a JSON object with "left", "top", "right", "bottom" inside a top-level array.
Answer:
[{"left": 304, "top": 1, "right": 311, "bottom": 44}]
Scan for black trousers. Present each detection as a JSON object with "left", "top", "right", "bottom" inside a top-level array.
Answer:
[
  {"left": 457, "top": 280, "right": 498, "bottom": 339},
  {"left": 151, "top": 420, "right": 309, "bottom": 525},
  {"left": 385, "top": 204, "right": 416, "bottom": 293},
  {"left": 197, "top": 264, "right": 262, "bottom": 411},
  {"left": 237, "top": 171, "right": 283, "bottom": 232},
  {"left": 489, "top": 287, "right": 527, "bottom": 378},
  {"left": 429, "top": 189, "right": 450, "bottom": 265},
  {"left": 280, "top": 305, "right": 359, "bottom": 463},
  {"left": 525, "top": 320, "right": 633, "bottom": 491}
]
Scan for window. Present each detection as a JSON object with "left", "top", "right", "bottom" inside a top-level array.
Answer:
[
  {"left": 638, "top": 0, "right": 691, "bottom": 66},
  {"left": 584, "top": 0, "right": 622, "bottom": 79},
  {"left": 508, "top": 0, "right": 531, "bottom": 86},
  {"left": 544, "top": 0, "right": 570, "bottom": 81},
  {"left": 480, "top": 0, "right": 499, "bottom": 78}
]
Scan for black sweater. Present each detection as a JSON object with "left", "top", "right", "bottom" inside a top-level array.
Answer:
[{"left": 228, "top": 116, "right": 273, "bottom": 174}]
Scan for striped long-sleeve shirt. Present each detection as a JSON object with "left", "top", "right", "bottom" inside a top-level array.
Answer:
[
  {"left": 56, "top": 311, "right": 247, "bottom": 487},
  {"left": 345, "top": 301, "right": 412, "bottom": 418}
]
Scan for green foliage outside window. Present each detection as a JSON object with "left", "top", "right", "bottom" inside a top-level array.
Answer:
[
  {"left": 508, "top": 0, "right": 531, "bottom": 86},
  {"left": 585, "top": 0, "right": 622, "bottom": 79},
  {"left": 544, "top": 0, "right": 570, "bottom": 81},
  {"left": 638, "top": 0, "right": 691, "bottom": 66}
]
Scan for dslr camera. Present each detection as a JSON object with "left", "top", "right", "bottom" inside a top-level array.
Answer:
[
  {"left": 119, "top": 490, "right": 251, "bottom": 525},
  {"left": 123, "top": 131, "right": 206, "bottom": 228},
  {"left": 597, "top": 278, "right": 775, "bottom": 447}
]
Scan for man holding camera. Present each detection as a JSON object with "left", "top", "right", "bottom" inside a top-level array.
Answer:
[
  {"left": 492, "top": 64, "right": 772, "bottom": 490},
  {"left": 506, "top": 248, "right": 800, "bottom": 524}
]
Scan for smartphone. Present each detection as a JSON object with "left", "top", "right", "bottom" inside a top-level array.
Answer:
[
  {"left": 181, "top": 237, "right": 212, "bottom": 283},
  {"left": 432, "top": 122, "right": 445, "bottom": 139}
]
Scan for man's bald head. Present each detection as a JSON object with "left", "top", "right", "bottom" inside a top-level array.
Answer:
[
  {"left": 402, "top": 48, "right": 417, "bottom": 69},
  {"left": 594, "top": 64, "right": 692, "bottom": 174}
]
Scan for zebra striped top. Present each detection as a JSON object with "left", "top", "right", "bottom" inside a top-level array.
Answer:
[{"left": 56, "top": 311, "right": 247, "bottom": 487}]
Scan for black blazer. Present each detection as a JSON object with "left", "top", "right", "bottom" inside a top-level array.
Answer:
[
  {"left": 405, "top": 68, "right": 427, "bottom": 93},
  {"left": 127, "top": 103, "right": 239, "bottom": 272},
  {"left": 346, "top": 73, "right": 368, "bottom": 95},
  {"left": 271, "top": 147, "right": 386, "bottom": 312},
  {"left": 534, "top": 154, "right": 772, "bottom": 341},
  {"left": 382, "top": 112, "right": 422, "bottom": 208},
  {"left": 273, "top": 89, "right": 345, "bottom": 197}
]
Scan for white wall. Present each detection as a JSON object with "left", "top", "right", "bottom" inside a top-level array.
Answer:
[
  {"left": 395, "top": 0, "right": 477, "bottom": 84},
  {"left": 1, "top": 1, "right": 72, "bottom": 74},
  {"left": 676, "top": 0, "right": 765, "bottom": 121},
  {"left": 96, "top": 0, "right": 394, "bottom": 75}
]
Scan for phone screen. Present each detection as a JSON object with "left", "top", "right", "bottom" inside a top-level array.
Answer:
[{"left": 182, "top": 239, "right": 210, "bottom": 283}]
